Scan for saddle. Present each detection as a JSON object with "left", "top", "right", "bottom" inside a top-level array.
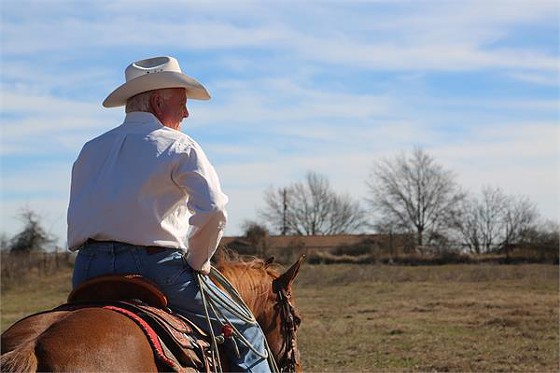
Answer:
[{"left": 66, "top": 274, "right": 213, "bottom": 372}]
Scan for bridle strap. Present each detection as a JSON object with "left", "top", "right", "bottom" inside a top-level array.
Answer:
[{"left": 272, "top": 280, "right": 299, "bottom": 372}]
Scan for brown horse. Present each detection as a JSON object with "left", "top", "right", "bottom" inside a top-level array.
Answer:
[{"left": 1, "top": 253, "right": 304, "bottom": 372}]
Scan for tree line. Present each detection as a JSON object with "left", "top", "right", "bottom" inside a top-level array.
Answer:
[
  {"left": 2, "top": 147, "right": 558, "bottom": 260},
  {"left": 256, "top": 147, "right": 558, "bottom": 258}
]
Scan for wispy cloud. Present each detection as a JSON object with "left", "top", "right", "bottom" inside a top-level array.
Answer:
[{"left": 2, "top": 91, "right": 120, "bottom": 155}]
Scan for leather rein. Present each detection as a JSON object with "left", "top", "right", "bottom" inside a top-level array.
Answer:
[{"left": 272, "top": 279, "right": 301, "bottom": 372}]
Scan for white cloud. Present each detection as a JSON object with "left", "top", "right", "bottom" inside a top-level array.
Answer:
[
  {"left": 506, "top": 72, "right": 559, "bottom": 86},
  {"left": 434, "top": 121, "right": 559, "bottom": 221},
  {"left": 1, "top": 91, "right": 121, "bottom": 155},
  {"left": 199, "top": 77, "right": 397, "bottom": 125},
  {"left": 2, "top": 1, "right": 557, "bottom": 73}
]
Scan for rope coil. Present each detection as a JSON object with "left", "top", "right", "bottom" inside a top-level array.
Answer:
[{"left": 195, "top": 266, "right": 280, "bottom": 373}]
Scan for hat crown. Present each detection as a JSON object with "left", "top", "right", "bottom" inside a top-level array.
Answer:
[
  {"left": 125, "top": 56, "right": 182, "bottom": 81},
  {"left": 103, "top": 55, "right": 210, "bottom": 107}
]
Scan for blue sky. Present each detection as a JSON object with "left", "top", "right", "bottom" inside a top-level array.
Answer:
[{"left": 1, "top": 0, "right": 558, "bottom": 247}]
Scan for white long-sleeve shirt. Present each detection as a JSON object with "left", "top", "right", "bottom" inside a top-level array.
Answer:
[{"left": 67, "top": 112, "right": 228, "bottom": 274}]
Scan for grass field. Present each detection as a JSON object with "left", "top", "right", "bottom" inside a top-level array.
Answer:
[
  {"left": 296, "top": 264, "right": 559, "bottom": 372},
  {"left": 1, "top": 263, "right": 558, "bottom": 372}
]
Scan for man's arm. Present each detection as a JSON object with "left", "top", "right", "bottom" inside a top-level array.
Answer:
[{"left": 172, "top": 141, "right": 228, "bottom": 274}]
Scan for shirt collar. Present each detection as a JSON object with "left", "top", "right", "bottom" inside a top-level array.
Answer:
[{"left": 123, "top": 111, "right": 163, "bottom": 127}]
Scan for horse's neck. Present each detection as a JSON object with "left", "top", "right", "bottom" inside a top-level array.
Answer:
[{"left": 218, "top": 263, "right": 271, "bottom": 318}]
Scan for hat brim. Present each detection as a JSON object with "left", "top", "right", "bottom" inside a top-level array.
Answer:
[{"left": 102, "top": 71, "right": 211, "bottom": 108}]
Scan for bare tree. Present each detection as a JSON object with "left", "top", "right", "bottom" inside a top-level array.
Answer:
[
  {"left": 518, "top": 219, "right": 559, "bottom": 262},
  {"left": 458, "top": 186, "right": 507, "bottom": 254},
  {"left": 456, "top": 187, "right": 538, "bottom": 254},
  {"left": 260, "top": 171, "right": 367, "bottom": 235},
  {"left": 367, "top": 147, "right": 465, "bottom": 248},
  {"left": 455, "top": 197, "right": 481, "bottom": 254},
  {"left": 10, "top": 209, "right": 54, "bottom": 253},
  {"left": 242, "top": 220, "right": 270, "bottom": 257},
  {"left": 502, "top": 194, "right": 538, "bottom": 257}
]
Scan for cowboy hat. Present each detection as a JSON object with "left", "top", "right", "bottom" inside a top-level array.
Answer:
[{"left": 102, "top": 56, "right": 210, "bottom": 108}]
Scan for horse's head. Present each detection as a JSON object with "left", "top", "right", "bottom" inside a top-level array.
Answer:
[
  {"left": 217, "top": 253, "right": 305, "bottom": 372},
  {"left": 263, "top": 255, "right": 304, "bottom": 372}
]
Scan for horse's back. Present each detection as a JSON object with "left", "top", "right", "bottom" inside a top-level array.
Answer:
[{"left": 2, "top": 307, "right": 158, "bottom": 372}]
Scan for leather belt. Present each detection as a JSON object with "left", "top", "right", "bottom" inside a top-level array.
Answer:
[{"left": 85, "top": 239, "right": 169, "bottom": 255}]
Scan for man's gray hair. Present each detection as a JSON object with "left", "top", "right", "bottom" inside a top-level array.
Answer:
[
  {"left": 126, "top": 91, "right": 153, "bottom": 113},
  {"left": 125, "top": 89, "right": 179, "bottom": 113}
]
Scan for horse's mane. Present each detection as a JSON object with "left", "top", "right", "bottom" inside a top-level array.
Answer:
[
  {"left": 214, "top": 247, "right": 282, "bottom": 279},
  {"left": 213, "top": 247, "right": 283, "bottom": 308}
]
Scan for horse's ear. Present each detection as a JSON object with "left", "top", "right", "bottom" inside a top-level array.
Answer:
[
  {"left": 276, "top": 255, "right": 306, "bottom": 290},
  {"left": 265, "top": 257, "right": 275, "bottom": 267}
]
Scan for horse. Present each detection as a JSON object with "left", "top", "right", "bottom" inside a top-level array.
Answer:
[{"left": 0, "top": 252, "right": 305, "bottom": 372}]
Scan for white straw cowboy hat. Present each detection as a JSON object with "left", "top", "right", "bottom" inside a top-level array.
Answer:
[{"left": 103, "top": 56, "right": 210, "bottom": 108}]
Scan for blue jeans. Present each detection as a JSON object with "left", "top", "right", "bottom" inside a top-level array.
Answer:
[{"left": 72, "top": 241, "right": 271, "bottom": 372}]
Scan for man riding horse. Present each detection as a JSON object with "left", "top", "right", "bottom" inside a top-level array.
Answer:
[{"left": 67, "top": 56, "right": 272, "bottom": 372}]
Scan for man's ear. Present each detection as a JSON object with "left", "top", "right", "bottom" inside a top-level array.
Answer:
[{"left": 149, "top": 92, "right": 161, "bottom": 114}]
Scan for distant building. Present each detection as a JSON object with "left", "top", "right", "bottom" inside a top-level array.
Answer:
[
  {"left": 221, "top": 234, "right": 378, "bottom": 251},
  {"left": 219, "top": 234, "right": 412, "bottom": 263}
]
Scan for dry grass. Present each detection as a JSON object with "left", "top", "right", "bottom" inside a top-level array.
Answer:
[
  {"left": 1, "top": 267, "right": 73, "bottom": 330},
  {"left": 1, "top": 262, "right": 558, "bottom": 372},
  {"left": 295, "top": 264, "right": 559, "bottom": 372}
]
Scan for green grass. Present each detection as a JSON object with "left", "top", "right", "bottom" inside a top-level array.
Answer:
[{"left": 1, "top": 263, "right": 558, "bottom": 372}]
